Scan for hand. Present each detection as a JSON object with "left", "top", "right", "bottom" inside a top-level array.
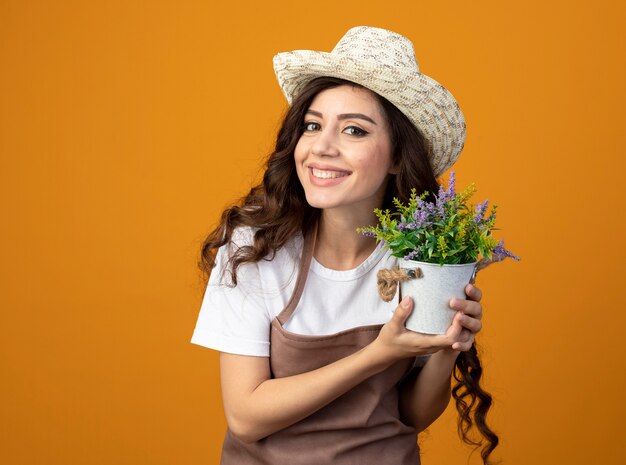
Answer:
[
  {"left": 370, "top": 295, "right": 471, "bottom": 367},
  {"left": 447, "top": 283, "right": 483, "bottom": 352}
]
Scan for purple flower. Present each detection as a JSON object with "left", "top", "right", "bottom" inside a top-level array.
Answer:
[
  {"left": 492, "top": 240, "right": 521, "bottom": 261},
  {"left": 473, "top": 199, "right": 489, "bottom": 224},
  {"left": 414, "top": 202, "right": 422, "bottom": 220},
  {"left": 445, "top": 171, "right": 456, "bottom": 199},
  {"left": 398, "top": 222, "right": 419, "bottom": 231},
  {"left": 435, "top": 171, "right": 457, "bottom": 217},
  {"left": 412, "top": 197, "right": 435, "bottom": 228},
  {"left": 360, "top": 230, "right": 377, "bottom": 238},
  {"left": 415, "top": 210, "right": 430, "bottom": 229},
  {"left": 436, "top": 185, "right": 446, "bottom": 217},
  {"left": 404, "top": 249, "right": 420, "bottom": 261},
  {"left": 437, "top": 184, "right": 445, "bottom": 201}
]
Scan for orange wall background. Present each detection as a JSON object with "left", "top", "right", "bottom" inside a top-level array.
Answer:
[{"left": 1, "top": 1, "right": 625, "bottom": 464}]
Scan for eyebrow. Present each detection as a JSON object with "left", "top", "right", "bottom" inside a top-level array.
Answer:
[{"left": 305, "top": 109, "right": 378, "bottom": 125}]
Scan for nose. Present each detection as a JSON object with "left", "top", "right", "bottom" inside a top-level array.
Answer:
[{"left": 310, "top": 127, "right": 340, "bottom": 157}]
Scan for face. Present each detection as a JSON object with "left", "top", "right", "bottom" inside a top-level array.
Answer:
[{"left": 294, "top": 85, "right": 396, "bottom": 215}]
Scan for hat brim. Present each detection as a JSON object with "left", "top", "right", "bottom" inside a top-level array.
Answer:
[{"left": 273, "top": 50, "right": 466, "bottom": 177}]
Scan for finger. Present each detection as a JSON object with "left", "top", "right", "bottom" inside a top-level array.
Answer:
[
  {"left": 391, "top": 296, "right": 413, "bottom": 328},
  {"left": 458, "top": 313, "right": 483, "bottom": 334},
  {"left": 450, "top": 298, "right": 482, "bottom": 320},
  {"left": 465, "top": 284, "right": 482, "bottom": 302},
  {"left": 451, "top": 330, "right": 475, "bottom": 351},
  {"left": 456, "top": 337, "right": 475, "bottom": 351},
  {"left": 444, "top": 314, "right": 464, "bottom": 342}
]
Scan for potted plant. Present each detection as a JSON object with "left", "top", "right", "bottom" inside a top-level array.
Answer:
[{"left": 357, "top": 171, "right": 520, "bottom": 334}]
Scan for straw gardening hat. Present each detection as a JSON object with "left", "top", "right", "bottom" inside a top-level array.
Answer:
[{"left": 273, "top": 26, "right": 466, "bottom": 177}]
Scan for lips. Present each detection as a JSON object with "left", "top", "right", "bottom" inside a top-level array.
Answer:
[
  {"left": 308, "top": 163, "right": 352, "bottom": 178},
  {"left": 306, "top": 165, "right": 352, "bottom": 187},
  {"left": 311, "top": 168, "right": 350, "bottom": 179}
]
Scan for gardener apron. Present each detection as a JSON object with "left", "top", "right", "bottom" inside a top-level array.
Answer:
[{"left": 220, "top": 222, "right": 420, "bottom": 465}]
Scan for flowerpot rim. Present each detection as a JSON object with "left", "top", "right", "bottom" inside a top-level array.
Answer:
[{"left": 398, "top": 259, "right": 478, "bottom": 268}]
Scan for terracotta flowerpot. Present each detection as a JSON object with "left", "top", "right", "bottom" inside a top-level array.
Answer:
[{"left": 397, "top": 259, "right": 478, "bottom": 335}]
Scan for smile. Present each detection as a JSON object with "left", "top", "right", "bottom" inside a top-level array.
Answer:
[{"left": 311, "top": 168, "right": 350, "bottom": 179}]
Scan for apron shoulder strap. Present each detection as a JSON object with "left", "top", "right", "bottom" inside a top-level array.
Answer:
[{"left": 276, "top": 219, "right": 318, "bottom": 325}]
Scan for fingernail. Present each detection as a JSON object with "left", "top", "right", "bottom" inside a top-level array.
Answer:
[
  {"left": 401, "top": 296, "right": 411, "bottom": 309},
  {"left": 450, "top": 298, "right": 459, "bottom": 309}
]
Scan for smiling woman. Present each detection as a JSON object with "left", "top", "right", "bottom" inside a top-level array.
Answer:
[
  {"left": 294, "top": 85, "right": 396, "bottom": 216},
  {"left": 191, "top": 26, "right": 498, "bottom": 465}
]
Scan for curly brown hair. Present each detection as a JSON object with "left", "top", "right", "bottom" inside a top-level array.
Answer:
[{"left": 198, "top": 76, "right": 499, "bottom": 464}]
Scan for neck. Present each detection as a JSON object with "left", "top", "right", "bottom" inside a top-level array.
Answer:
[{"left": 314, "top": 207, "right": 380, "bottom": 270}]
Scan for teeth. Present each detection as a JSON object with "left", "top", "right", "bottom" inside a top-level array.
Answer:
[{"left": 312, "top": 168, "right": 349, "bottom": 179}]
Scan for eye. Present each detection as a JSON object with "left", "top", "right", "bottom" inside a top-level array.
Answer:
[
  {"left": 303, "top": 121, "right": 321, "bottom": 132},
  {"left": 343, "top": 126, "right": 368, "bottom": 137}
]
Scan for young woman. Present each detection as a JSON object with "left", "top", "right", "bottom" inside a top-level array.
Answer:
[{"left": 192, "top": 26, "right": 498, "bottom": 465}]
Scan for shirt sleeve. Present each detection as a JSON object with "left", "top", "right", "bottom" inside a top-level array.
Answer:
[{"left": 190, "top": 229, "right": 272, "bottom": 356}]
